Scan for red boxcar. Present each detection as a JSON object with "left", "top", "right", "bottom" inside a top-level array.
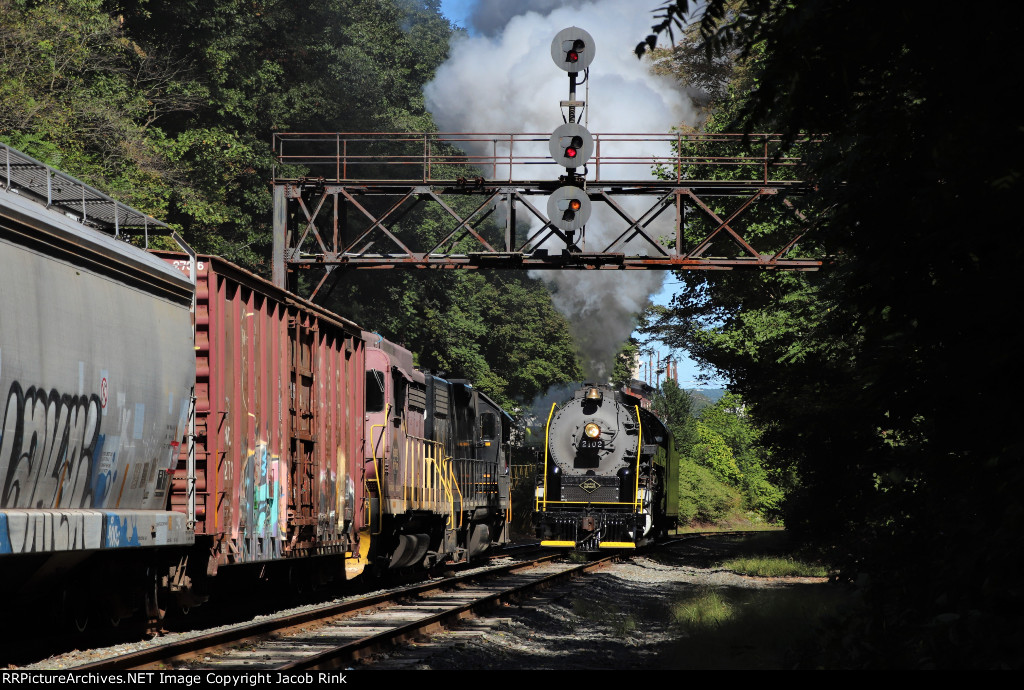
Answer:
[{"left": 160, "top": 254, "right": 366, "bottom": 590}]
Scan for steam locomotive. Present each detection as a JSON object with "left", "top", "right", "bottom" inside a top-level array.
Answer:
[
  {"left": 0, "top": 144, "right": 510, "bottom": 634},
  {"left": 534, "top": 384, "right": 678, "bottom": 550}
]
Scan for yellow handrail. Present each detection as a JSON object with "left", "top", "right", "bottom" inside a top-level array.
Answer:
[
  {"left": 425, "top": 451, "right": 459, "bottom": 528},
  {"left": 366, "top": 402, "right": 390, "bottom": 535},
  {"left": 538, "top": 402, "right": 558, "bottom": 512},
  {"left": 506, "top": 475, "right": 512, "bottom": 524},
  {"left": 449, "top": 461, "right": 465, "bottom": 528},
  {"left": 397, "top": 426, "right": 460, "bottom": 529},
  {"left": 634, "top": 405, "right": 643, "bottom": 511}
]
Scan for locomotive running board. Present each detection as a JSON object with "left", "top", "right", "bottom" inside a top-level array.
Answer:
[{"left": 540, "top": 541, "right": 575, "bottom": 547}]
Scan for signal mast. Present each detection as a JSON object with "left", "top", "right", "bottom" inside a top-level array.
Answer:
[{"left": 548, "top": 27, "right": 596, "bottom": 248}]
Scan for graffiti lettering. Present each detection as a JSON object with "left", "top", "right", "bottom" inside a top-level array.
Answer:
[
  {"left": 0, "top": 510, "right": 103, "bottom": 554},
  {"left": 0, "top": 381, "right": 101, "bottom": 510}
]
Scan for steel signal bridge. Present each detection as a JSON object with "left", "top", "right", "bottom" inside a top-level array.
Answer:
[{"left": 271, "top": 131, "right": 824, "bottom": 299}]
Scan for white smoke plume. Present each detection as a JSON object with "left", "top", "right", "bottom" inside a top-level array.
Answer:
[{"left": 426, "top": 1, "right": 699, "bottom": 380}]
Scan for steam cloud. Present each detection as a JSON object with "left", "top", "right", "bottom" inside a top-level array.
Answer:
[{"left": 426, "top": 1, "right": 698, "bottom": 380}]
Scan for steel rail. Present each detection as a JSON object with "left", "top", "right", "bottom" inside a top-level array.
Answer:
[{"left": 72, "top": 550, "right": 568, "bottom": 671}]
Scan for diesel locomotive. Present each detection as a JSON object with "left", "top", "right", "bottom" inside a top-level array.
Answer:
[{"left": 534, "top": 384, "right": 679, "bottom": 550}]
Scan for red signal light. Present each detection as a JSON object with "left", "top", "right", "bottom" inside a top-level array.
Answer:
[
  {"left": 565, "top": 39, "right": 585, "bottom": 65},
  {"left": 564, "top": 135, "right": 583, "bottom": 161},
  {"left": 568, "top": 199, "right": 582, "bottom": 212}
]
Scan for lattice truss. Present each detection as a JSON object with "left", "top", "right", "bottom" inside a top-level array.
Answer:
[{"left": 270, "top": 133, "right": 824, "bottom": 297}]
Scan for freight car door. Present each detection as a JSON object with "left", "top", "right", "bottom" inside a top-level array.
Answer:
[{"left": 289, "top": 316, "right": 318, "bottom": 550}]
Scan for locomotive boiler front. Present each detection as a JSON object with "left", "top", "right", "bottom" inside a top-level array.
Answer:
[
  {"left": 536, "top": 384, "right": 668, "bottom": 551},
  {"left": 545, "top": 386, "right": 640, "bottom": 505}
]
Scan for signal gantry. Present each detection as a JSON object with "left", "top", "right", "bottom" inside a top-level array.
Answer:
[{"left": 270, "top": 27, "right": 824, "bottom": 301}]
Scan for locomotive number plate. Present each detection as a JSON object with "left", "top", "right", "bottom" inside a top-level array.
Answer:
[{"left": 578, "top": 439, "right": 605, "bottom": 449}]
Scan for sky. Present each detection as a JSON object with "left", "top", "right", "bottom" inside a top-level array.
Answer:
[{"left": 435, "top": 0, "right": 727, "bottom": 389}]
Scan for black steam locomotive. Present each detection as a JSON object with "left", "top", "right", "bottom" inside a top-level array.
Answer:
[{"left": 534, "top": 384, "right": 679, "bottom": 550}]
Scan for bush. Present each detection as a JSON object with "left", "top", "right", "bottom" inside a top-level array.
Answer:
[
  {"left": 678, "top": 458, "right": 741, "bottom": 524},
  {"left": 689, "top": 421, "right": 743, "bottom": 484}
]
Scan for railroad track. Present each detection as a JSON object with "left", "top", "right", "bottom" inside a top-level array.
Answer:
[{"left": 72, "top": 548, "right": 622, "bottom": 671}]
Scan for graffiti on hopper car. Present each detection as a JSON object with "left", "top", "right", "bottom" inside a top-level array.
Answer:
[
  {"left": 0, "top": 510, "right": 103, "bottom": 553},
  {"left": 0, "top": 381, "right": 102, "bottom": 510}
]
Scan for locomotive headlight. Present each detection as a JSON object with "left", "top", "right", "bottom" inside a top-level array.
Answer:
[{"left": 584, "top": 423, "right": 601, "bottom": 439}]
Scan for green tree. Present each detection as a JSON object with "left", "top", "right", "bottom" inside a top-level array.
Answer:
[
  {"left": 698, "top": 393, "right": 784, "bottom": 515},
  {"left": 640, "top": 0, "right": 1024, "bottom": 667},
  {"left": 611, "top": 338, "right": 640, "bottom": 390},
  {"left": 676, "top": 457, "right": 739, "bottom": 524},
  {"left": 0, "top": 0, "right": 199, "bottom": 218},
  {"left": 326, "top": 269, "right": 582, "bottom": 407},
  {"left": 651, "top": 378, "right": 698, "bottom": 448},
  {"left": 688, "top": 420, "right": 741, "bottom": 484}
]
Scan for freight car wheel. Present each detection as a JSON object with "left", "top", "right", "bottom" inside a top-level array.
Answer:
[
  {"left": 144, "top": 568, "right": 167, "bottom": 632},
  {"left": 62, "top": 587, "right": 91, "bottom": 634}
]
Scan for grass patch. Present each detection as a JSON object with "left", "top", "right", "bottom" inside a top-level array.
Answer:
[
  {"left": 720, "top": 555, "right": 828, "bottom": 578},
  {"left": 671, "top": 589, "right": 734, "bottom": 628},
  {"left": 662, "top": 585, "right": 850, "bottom": 669}
]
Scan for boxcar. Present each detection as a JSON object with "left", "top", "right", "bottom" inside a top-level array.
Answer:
[{"left": 158, "top": 253, "right": 367, "bottom": 592}]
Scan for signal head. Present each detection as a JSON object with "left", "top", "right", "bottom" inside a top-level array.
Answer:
[
  {"left": 551, "top": 27, "right": 596, "bottom": 72},
  {"left": 547, "top": 186, "right": 592, "bottom": 232},
  {"left": 549, "top": 123, "right": 593, "bottom": 168}
]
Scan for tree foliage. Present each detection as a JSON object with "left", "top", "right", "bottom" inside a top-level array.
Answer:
[
  {"left": 642, "top": 0, "right": 1024, "bottom": 667},
  {"left": 329, "top": 269, "right": 581, "bottom": 408},
  {"left": 0, "top": 0, "right": 582, "bottom": 407},
  {"left": 610, "top": 337, "right": 640, "bottom": 390},
  {"left": 688, "top": 420, "right": 742, "bottom": 484},
  {"left": 697, "top": 393, "right": 784, "bottom": 514},
  {"left": 676, "top": 457, "right": 739, "bottom": 525},
  {"left": 650, "top": 382, "right": 781, "bottom": 522},
  {"left": 651, "top": 378, "right": 698, "bottom": 448}
]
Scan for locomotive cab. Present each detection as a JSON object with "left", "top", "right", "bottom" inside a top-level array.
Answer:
[{"left": 359, "top": 340, "right": 512, "bottom": 574}]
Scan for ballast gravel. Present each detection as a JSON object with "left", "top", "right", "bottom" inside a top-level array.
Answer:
[
  {"left": 16, "top": 533, "right": 829, "bottom": 671},
  {"left": 365, "top": 534, "right": 830, "bottom": 670}
]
